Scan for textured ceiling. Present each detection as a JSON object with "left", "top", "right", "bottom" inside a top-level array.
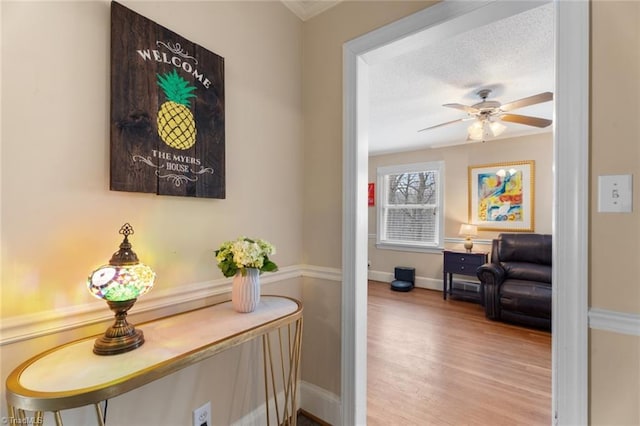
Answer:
[
  {"left": 368, "top": 2, "right": 555, "bottom": 154},
  {"left": 281, "top": 1, "right": 555, "bottom": 154}
]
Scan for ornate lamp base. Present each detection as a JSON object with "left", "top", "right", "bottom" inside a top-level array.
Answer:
[{"left": 94, "top": 299, "right": 145, "bottom": 356}]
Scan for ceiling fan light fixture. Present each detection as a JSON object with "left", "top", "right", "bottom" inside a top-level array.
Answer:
[
  {"left": 468, "top": 121, "right": 484, "bottom": 141},
  {"left": 468, "top": 119, "right": 506, "bottom": 141},
  {"left": 489, "top": 120, "right": 507, "bottom": 137},
  {"left": 427, "top": 90, "right": 553, "bottom": 142}
]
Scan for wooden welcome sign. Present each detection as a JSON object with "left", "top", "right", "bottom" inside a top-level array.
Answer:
[{"left": 110, "top": 2, "right": 225, "bottom": 198}]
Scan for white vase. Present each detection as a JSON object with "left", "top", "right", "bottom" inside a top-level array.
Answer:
[{"left": 231, "top": 268, "right": 260, "bottom": 313}]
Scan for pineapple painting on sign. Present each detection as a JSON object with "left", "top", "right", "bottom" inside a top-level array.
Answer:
[
  {"left": 156, "top": 70, "right": 197, "bottom": 150},
  {"left": 110, "top": 2, "right": 225, "bottom": 198}
]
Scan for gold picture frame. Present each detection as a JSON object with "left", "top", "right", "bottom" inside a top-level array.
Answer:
[{"left": 468, "top": 160, "right": 535, "bottom": 231}]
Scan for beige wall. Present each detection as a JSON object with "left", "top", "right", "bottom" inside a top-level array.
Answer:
[
  {"left": 590, "top": 1, "right": 640, "bottom": 424},
  {"left": 2, "top": 0, "right": 639, "bottom": 424},
  {"left": 300, "top": 0, "right": 434, "bottom": 399},
  {"left": 1, "top": 1, "right": 305, "bottom": 423},
  {"left": 368, "top": 133, "right": 553, "bottom": 281},
  {"left": 302, "top": 1, "right": 436, "bottom": 268},
  {"left": 300, "top": 276, "right": 342, "bottom": 396},
  {"left": 303, "top": 0, "right": 640, "bottom": 424},
  {"left": 590, "top": 0, "right": 640, "bottom": 316},
  {"left": 1, "top": 0, "right": 303, "bottom": 318}
]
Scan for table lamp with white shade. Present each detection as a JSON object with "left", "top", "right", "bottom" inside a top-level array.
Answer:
[{"left": 459, "top": 223, "right": 478, "bottom": 253}]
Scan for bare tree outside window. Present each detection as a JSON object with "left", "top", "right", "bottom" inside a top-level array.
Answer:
[{"left": 377, "top": 162, "right": 443, "bottom": 249}]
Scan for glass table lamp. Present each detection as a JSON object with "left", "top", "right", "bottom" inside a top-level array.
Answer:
[{"left": 87, "top": 223, "right": 155, "bottom": 355}]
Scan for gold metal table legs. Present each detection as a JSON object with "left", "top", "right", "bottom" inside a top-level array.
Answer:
[
  {"left": 263, "top": 317, "right": 303, "bottom": 426},
  {"left": 7, "top": 404, "right": 103, "bottom": 426},
  {"left": 6, "top": 297, "right": 303, "bottom": 425},
  {"left": 7, "top": 317, "right": 303, "bottom": 426}
]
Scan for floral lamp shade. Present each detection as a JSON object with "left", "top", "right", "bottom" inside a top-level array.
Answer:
[
  {"left": 88, "top": 263, "right": 155, "bottom": 301},
  {"left": 87, "top": 223, "right": 156, "bottom": 355}
]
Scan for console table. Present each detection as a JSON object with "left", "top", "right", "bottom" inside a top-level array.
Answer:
[
  {"left": 6, "top": 296, "right": 303, "bottom": 426},
  {"left": 443, "top": 250, "right": 488, "bottom": 302}
]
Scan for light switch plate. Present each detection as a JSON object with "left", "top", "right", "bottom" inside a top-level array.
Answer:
[{"left": 598, "top": 174, "right": 633, "bottom": 213}]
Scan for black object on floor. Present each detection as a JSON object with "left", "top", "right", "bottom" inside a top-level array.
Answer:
[
  {"left": 390, "top": 266, "right": 415, "bottom": 292},
  {"left": 297, "top": 411, "right": 324, "bottom": 426}
]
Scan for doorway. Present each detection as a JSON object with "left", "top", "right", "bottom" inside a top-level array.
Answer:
[{"left": 342, "top": 1, "right": 589, "bottom": 425}]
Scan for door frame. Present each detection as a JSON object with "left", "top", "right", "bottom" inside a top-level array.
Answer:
[{"left": 341, "top": 1, "right": 589, "bottom": 425}]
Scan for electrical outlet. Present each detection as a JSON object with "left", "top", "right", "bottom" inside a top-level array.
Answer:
[{"left": 193, "top": 401, "right": 211, "bottom": 426}]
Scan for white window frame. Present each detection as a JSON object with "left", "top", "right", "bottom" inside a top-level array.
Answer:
[{"left": 376, "top": 161, "right": 444, "bottom": 252}]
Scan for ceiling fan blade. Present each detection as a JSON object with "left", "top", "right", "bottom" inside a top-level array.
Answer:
[
  {"left": 443, "top": 103, "right": 479, "bottom": 114},
  {"left": 501, "top": 113, "right": 552, "bottom": 128},
  {"left": 418, "top": 118, "right": 466, "bottom": 132},
  {"left": 500, "top": 92, "right": 553, "bottom": 112}
]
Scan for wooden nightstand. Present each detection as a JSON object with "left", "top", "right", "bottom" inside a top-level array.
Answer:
[{"left": 443, "top": 250, "right": 488, "bottom": 302}]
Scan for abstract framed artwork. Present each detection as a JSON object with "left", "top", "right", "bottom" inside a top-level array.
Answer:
[{"left": 468, "top": 160, "right": 535, "bottom": 231}]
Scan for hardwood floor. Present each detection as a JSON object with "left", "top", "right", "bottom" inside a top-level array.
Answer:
[{"left": 367, "top": 280, "right": 551, "bottom": 426}]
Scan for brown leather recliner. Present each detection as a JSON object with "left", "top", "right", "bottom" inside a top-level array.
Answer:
[{"left": 477, "top": 233, "right": 552, "bottom": 330}]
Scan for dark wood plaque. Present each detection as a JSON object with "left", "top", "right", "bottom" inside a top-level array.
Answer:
[{"left": 110, "top": 1, "right": 225, "bottom": 198}]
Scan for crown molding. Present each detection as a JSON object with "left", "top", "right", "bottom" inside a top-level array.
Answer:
[{"left": 281, "top": 0, "right": 342, "bottom": 21}]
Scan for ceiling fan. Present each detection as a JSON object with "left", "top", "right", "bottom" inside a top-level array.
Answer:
[{"left": 418, "top": 89, "right": 553, "bottom": 141}]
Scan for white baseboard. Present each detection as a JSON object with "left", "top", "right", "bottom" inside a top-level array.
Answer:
[
  {"left": 369, "top": 270, "right": 640, "bottom": 337},
  {"left": 367, "top": 269, "right": 442, "bottom": 291},
  {"left": 230, "top": 380, "right": 340, "bottom": 426},
  {"left": 300, "top": 380, "right": 341, "bottom": 426},
  {"left": 231, "top": 388, "right": 289, "bottom": 426}
]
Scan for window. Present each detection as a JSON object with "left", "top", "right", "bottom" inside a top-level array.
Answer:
[{"left": 376, "top": 161, "right": 444, "bottom": 251}]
